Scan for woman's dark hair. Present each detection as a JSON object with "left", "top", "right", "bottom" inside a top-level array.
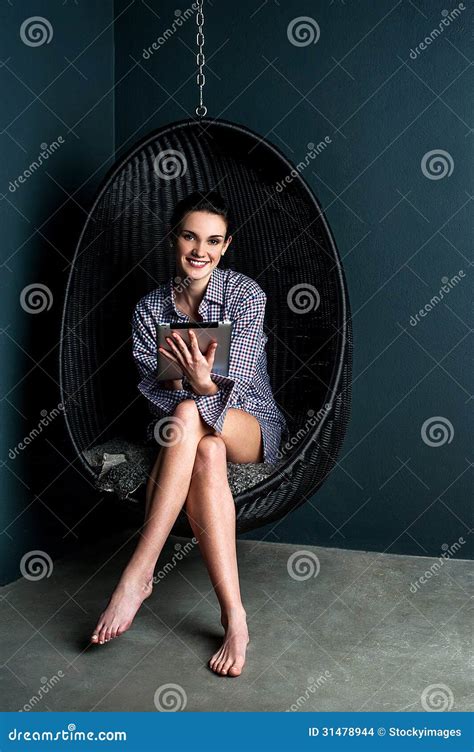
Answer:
[{"left": 168, "top": 190, "right": 233, "bottom": 243}]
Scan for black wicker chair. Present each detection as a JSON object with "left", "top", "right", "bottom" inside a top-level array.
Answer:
[{"left": 59, "top": 117, "right": 353, "bottom": 535}]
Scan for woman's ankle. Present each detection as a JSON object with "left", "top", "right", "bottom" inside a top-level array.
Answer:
[
  {"left": 221, "top": 604, "right": 247, "bottom": 628},
  {"left": 121, "top": 559, "right": 155, "bottom": 585}
]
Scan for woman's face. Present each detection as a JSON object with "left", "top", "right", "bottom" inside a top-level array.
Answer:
[{"left": 174, "top": 210, "right": 232, "bottom": 279}]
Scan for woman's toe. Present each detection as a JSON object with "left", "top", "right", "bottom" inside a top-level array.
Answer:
[
  {"left": 217, "top": 658, "right": 227, "bottom": 674},
  {"left": 228, "top": 659, "right": 244, "bottom": 676},
  {"left": 98, "top": 625, "right": 108, "bottom": 644},
  {"left": 221, "top": 660, "right": 233, "bottom": 675}
]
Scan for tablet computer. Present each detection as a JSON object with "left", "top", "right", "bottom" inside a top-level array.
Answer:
[{"left": 156, "top": 321, "right": 232, "bottom": 381}]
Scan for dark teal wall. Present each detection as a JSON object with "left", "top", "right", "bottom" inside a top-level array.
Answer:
[
  {"left": 1, "top": 1, "right": 471, "bottom": 585},
  {"left": 113, "top": 0, "right": 472, "bottom": 558},
  {"left": 1, "top": 2, "right": 116, "bottom": 584}
]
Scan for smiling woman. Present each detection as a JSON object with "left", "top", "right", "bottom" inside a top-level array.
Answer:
[{"left": 90, "top": 191, "right": 289, "bottom": 677}]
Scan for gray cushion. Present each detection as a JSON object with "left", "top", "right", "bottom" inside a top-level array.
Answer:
[{"left": 83, "top": 438, "right": 282, "bottom": 501}]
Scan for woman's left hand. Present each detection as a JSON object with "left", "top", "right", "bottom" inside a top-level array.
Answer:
[{"left": 159, "top": 330, "right": 218, "bottom": 392}]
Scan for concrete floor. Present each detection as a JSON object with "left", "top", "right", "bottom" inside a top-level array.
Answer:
[{"left": 1, "top": 529, "right": 472, "bottom": 712}]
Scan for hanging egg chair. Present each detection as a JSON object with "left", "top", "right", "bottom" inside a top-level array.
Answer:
[{"left": 59, "top": 4, "right": 353, "bottom": 536}]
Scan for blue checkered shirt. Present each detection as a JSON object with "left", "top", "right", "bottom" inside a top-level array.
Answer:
[{"left": 131, "top": 266, "right": 288, "bottom": 465}]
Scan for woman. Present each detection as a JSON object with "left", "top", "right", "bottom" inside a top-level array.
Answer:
[{"left": 90, "top": 191, "right": 287, "bottom": 677}]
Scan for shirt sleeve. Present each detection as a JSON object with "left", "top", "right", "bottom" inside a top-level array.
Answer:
[
  {"left": 193, "top": 289, "right": 267, "bottom": 435},
  {"left": 131, "top": 301, "right": 196, "bottom": 417}
]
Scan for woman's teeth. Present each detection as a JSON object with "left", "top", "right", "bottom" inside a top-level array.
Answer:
[{"left": 187, "top": 258, "right": 208, "bottom": 267}]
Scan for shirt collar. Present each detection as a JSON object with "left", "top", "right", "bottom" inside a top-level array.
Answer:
[{"left": 164, "top": 264, "right": 224, "bottom": 318}]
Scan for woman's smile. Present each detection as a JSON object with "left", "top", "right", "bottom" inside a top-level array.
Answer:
[{"left": 186, "top": 257, "right": 209, "bottom": 268}]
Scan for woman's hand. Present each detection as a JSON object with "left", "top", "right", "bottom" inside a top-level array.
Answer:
[{"left": 158, "top": 330, "right": 218, "bottom": 393}]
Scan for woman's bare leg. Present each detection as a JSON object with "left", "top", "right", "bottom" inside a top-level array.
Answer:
[
  {"left": 185, "top": 408, "right": 264, "bottom": 676},
  {"left": 144, "top": 445, "right": 165, "bottom": 520},
  {"left": 91, "top": 400, "right": 211, "bottom": 644}
]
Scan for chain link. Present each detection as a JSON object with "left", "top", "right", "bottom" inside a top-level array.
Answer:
[{"left": 195, "top": 0, "right": 207, "bottom": 117}]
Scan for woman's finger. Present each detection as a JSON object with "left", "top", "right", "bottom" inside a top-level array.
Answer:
[
  {"left": 188, "top": 330, "right": 202, "bottom": 360},
  {"left": 170, "top": 333, "right": 192, "bottom": 365},
  {"left": 159, "top": 345, "right": 179, "bottom": 364}
]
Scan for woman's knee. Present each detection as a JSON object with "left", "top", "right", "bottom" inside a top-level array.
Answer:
[
  {"left": 173, "top": 398, "right": 198, "bottom": 417},
  {"left": 195, "top": 434, "right": 227, "bottom": 465},
  {"left": 171, "top": 399, "right": 202, "bottom": 431}
]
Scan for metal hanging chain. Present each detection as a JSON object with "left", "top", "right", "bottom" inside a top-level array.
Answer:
[{"left": 195, "top": 0, "right": 207, "bottom": 117}]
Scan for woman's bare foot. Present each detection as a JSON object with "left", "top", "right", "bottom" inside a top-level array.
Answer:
[
  {"left": 209, "top": 606, "right": 249, "bottom": 677},
  {"left": 90, "top": 567, "right": 154, "bottom": 645}
]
